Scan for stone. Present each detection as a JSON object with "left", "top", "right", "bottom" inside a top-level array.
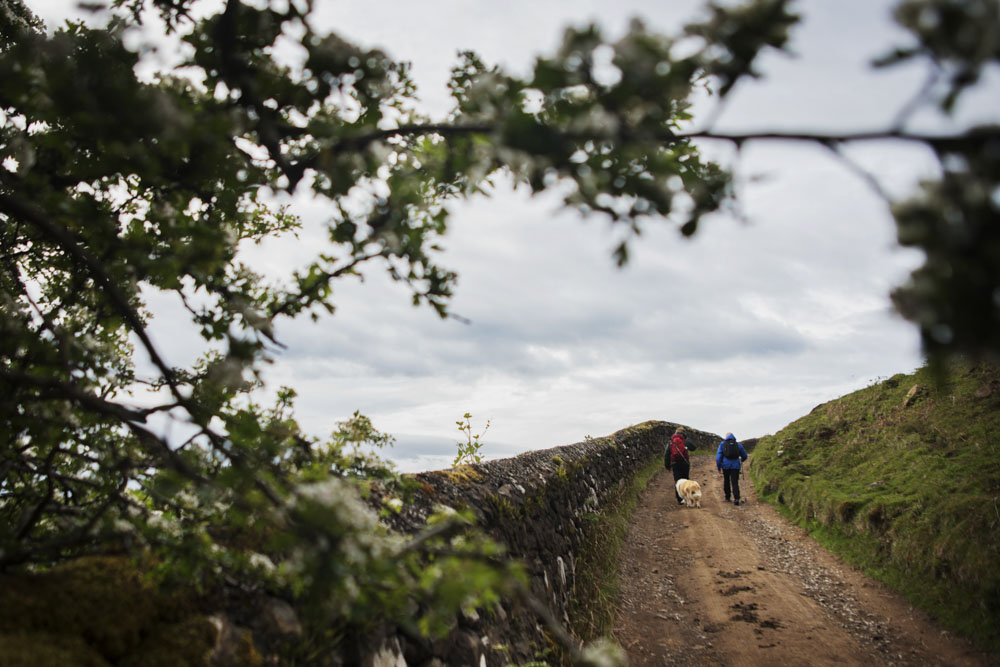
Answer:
[
  {"left": 363, "top": 637, "right": 407, "bottom": 667},
  {"left": 903, "top": 384, "right": 922, "bottom": 407},
  {"left": 207, "top": 614, "right": 260, "bottom": 666},
  {"left": 260, "top": 597, "right": 302, "bottom": 637},
  {"left": 365, "top": 421, "right": 686, "bottom": 666}
]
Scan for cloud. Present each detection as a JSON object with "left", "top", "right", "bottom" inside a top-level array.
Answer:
[{"left": 37, "top": 0, "right": 954, "bottom": 470}]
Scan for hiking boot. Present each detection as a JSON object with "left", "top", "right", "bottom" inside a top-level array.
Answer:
[{"left": 733, "top": 499, "right": 740, "bottom": 506}]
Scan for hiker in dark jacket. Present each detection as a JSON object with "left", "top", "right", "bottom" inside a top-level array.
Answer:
[
  {"left": 665, "top": 427, "right": 695, "bottom": 504},
  {"left": 716, "top": 433, "right": 748, "bottom": 506}
]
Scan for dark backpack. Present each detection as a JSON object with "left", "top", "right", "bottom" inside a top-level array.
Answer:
[{"left": 723, "top": 438, "right": 740, "bottom": 459}]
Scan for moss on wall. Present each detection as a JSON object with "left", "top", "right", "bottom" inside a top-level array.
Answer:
[
  {"left": 378, "top": 420, "right": 715, "bottom": 665},
  {"left": 0, "top": 555, "right": 258, "bottom": 666},
  {"left": 0, "top": 420, "right": 715, "bottom": 667}
]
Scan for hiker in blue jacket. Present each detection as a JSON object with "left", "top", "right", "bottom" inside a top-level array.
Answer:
[{"left": 716, "top": 433, "right": 748, "bottom": 506}]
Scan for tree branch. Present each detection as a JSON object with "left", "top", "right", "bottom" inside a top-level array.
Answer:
[
  {"left": 0, "top": 192, "right": 188, "bottom": 409},
  {"left": 269, "top": 248, "right": 388, "bottom": 318},
  {"left": 677, "top": 126, "right": 996, "bottom": 150},
  {"left": 0, "top": 191, "right": 256, "bottom": 476},
  {"left": 14, "top": 446, "right": 58, "bottom": 541},
  {"left": 322, "top": 122, "right": 495, "bottom": 156},
  {"left": 821, "top": 142, "right": 893, "bottom": 202},
  {"left": 0, "top": 368, "right": 159, "bottom": 423}
]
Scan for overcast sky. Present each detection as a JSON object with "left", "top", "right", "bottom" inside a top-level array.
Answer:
[{"left": 34, "top": 0, "right": 995, "bottom": 472}]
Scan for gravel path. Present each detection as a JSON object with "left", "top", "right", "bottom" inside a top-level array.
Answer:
[{"left": 611, "top": 456, "right": 995, "bottom": 666}]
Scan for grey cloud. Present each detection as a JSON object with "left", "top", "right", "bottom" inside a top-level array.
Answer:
[{"left": 54, "top": 0, "right": 950, "bottom": 460}]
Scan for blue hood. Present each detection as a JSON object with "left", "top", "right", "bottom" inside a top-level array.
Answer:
[{"left": 717, "top": 434, "right": 746, "bottom": 469}]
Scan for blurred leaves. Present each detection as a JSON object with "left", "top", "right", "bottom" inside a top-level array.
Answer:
[
  {"left": 2, "top": 0, "right": 999, "bottom": 660},
  {"left": 873, "top": 0, "right": 1000, "bottom": 362},
  {"left": 685, "top": 0, "right": 800, "bottom": 96},
  {"left": 876, "top": 0, "right": 1000, "bottom": 111},
  {"left": 890, "top": 127, "right": 1000, "bottom": 360},
  {"left": 3, "top": 0, "right": 733, "bottom": 655}
]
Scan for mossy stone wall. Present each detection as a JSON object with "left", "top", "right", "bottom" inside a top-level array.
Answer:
[
  {"left": 0, "top": 420, "right": 719, "bottom": 667},
  {"left": 380, "top": 419, "right": 719, "bottom": 666}
]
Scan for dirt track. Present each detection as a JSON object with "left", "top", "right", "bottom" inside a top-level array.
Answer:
[{"left": 612, "top": 455, "right": 996, "bottom": 666}]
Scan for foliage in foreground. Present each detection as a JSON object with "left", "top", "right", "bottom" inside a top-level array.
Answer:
[
  {"left": 751, "top": 360, "right": 1000, "bottom": 651},
  {"left": 0, "top": 556, "right": 231, "bottom": 666},
  {"left": 0, "top": 0, "right": 727, "bottom": 654},
  {"left": 0, "top": 0, "right": 998, "bottom": 661}
]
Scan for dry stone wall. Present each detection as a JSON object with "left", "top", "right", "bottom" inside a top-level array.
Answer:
[{"left": 375, "top": 420, "right": 721, "bottom": 666}]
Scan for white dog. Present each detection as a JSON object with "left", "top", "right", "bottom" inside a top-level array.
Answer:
[{"left": 676, "top": 478, "right": 702, "bottom": 508}]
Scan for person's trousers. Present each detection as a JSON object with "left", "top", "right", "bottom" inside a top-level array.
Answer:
[
  {"left": 672, "top": 460, "right": 690, "bottom": 503},
  {"left": 723, "top": 468, "right": 741, "bottom": 503}
]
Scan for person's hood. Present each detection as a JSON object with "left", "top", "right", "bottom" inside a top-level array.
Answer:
[{"left": 724, "top": 433, "right": 736, "bottom": 441}]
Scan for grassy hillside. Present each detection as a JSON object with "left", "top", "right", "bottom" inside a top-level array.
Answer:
[{"left": 750, "top": 360, "right": 1000, "bottom": 651}]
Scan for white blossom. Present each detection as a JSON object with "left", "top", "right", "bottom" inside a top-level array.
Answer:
[
  {"left": 248, "top": 552, "right": 276, "bottom": 574},
  {"left": 579, "top": 638, "right": 628, "bottom": 667}
]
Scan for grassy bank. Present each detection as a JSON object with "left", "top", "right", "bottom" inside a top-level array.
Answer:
[
  {"left": 750, "top": 360, "right": 1000, "bottom": 651},
  {"left": 566, "top": 455, "right": 663, "bottom": 644}
]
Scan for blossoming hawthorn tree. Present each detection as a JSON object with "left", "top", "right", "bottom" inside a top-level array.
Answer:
[
  {"left": 0, "top": 0, "right": 735, "bottom": 658},
  {"left": 0, "top": 0, "right": 998, "bottom": 661}
]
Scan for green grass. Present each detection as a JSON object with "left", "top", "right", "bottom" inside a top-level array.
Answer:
[
  {"left": 565, "top": 456, "right": 663, "bottom": 645},
  {"left": 751, "top": 359, "right": 1000, "bottom": 651}
]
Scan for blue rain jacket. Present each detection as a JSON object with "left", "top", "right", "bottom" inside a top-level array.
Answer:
[{"left": 716, "top": 434, "right": 748, "bottom": 471}]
